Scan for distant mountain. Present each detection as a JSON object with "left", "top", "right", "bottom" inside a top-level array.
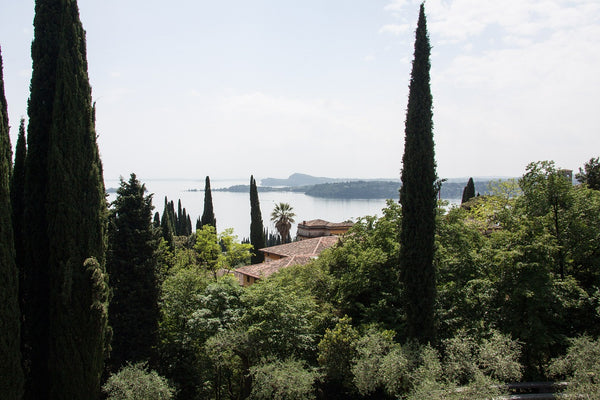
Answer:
[
  {"left": 261, "top": 173, "right": 346, "bottom": 187},
  {"left": 217, "top": 174, "right": 518, "bottom": 199},
  {"left": 304, "top": 181, "right": 400, "bottom": 199},
  {"left": 260, "top": 173, "right": 397, "bottom": 187}
]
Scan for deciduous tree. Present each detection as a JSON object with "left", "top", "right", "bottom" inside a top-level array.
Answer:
[{"left": 575, "top": 157, "right": 600, "bottom": 190}]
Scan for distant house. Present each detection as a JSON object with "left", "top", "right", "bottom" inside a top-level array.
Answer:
[
  {"left": 233, "top": 236, "right": 339, "bottom": 286},
  {"left": 296, "top": 219, "right": 354, "bottom": 240}
]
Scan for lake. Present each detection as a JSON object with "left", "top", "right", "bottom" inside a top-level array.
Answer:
[{"left": 106, "top": 178, "right": 395, "bottom": 240}]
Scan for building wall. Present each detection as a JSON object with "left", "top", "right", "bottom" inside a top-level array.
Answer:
[
  {"left": 234, "top": 271, "right": 258, "bottom": 287},
  {"left": 263, "top": 252, "right": 284, "bottom": 262}
]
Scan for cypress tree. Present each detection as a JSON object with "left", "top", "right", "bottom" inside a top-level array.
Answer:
[
  {"left": 0, "top": 46, "right": 25, "bottom": 400},
  {"left": 107, "top": 173, "right": 160, "bottom": 371},
  {"left": 177, "top": 199, "right": 183, "bottom": 235},
  {"left": 168, "top": 200, "right": 176, "bottom": 234},
  {"left": 399, "top": 3, "right": 437, "bottom": 344},
  {"left": 201, "top": 176, "right": 216, "bottom": 229},
  {"left": 461, "top": 177, "right": 476, "bottom": 204},
  {"left": 249, "top": 175, "right": 265, "bottom": 264},
  {"left": 153, "top": 211, "right": 161, "bottom": 229},
  {"left": 11, "top": 119, "right": 26, "bottom": 258},
  {"left": 0, "top": 48, "right": 11, "bottom": 177},
  {"left": 160, "top": 197, "right": 174, "bottom": 248},
  {"left": 22, "top": 1, "right": 109, "bottom": 398},
  {"left": 186, "top": 214, "right": 192, "bottom": 235}
]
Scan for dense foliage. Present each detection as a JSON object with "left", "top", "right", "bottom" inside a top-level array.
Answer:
[
  {"left": 20, "top": 1, "right": 109, "bottom": 398},
  {"left": 201, "top": 176, "right": 217, "bottom": 229},
  {"left": 107, "top": 174, "right": 161, "bottom": 371},
  {"left": 103, "top": 362, "right": 174, "bottom": 400},
  {"left": 461, "top": 177, "right": 475, "bottom": 204},
  {"left": 399, "top": 3, "right": 437, "bottom": 344},
  {"left": 3, "top": 2, "right": 599, "bottom": 399},
  {"left": 0, "top": 46, "right": 24, "bottom": 400},
  {"left": 249, "top": 175, "right": 265, "bottom": 264},
  {"left": 270, "top": 202, "right": 296, "bottom": 243}
]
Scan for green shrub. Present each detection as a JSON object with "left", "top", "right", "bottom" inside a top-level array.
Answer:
[
  {"left": 548, "top": 336, "right": 600, "bottom": 398},
  {"left": 102, "top": 362, "right": 174, "bottom": 400}
]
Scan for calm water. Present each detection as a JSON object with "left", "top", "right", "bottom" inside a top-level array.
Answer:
[{"left": 106, "top": 178, "right": 393, "bottom": 240}]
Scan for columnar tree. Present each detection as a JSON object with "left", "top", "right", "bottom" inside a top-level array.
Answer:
[
  {"left": 461, "top": 177, "right": 476, "bottom": 204},
  {"left": 107, "top": 174, "right": 160, "bottom": 371},
  {"left": 11, "top": 119, "right": 26, "bottom": 267},
  {"left": 21, "top": 1, "right": 109, "bottom": 398},
  {"left": 201, "top": 176, "right": 216, "bottom": 229},
  {"left": 11, "top": 118, "right": 27, "bottom": 364},
  {"left": 250, "top": 175, "right": 265, "bottom": 263},
  {"left": 0, "top": 46, "right": 24, "bottom": 400},
  {"left": 160, "top": 197, "right": 174, "bottom": 248},
  {"left": 399, "top": 3, "right": 437, "bottom": 344}
]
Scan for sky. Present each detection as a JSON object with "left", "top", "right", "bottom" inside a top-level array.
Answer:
[{"left": 1, "top": 0, "right": 599, "bottom": 182}]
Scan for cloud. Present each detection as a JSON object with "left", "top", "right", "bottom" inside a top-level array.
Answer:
[
  {"left": 384, "top": 0, "right": 414, "bottom": 12},
  {"left": 376, "top": 0, "right": 600, "bottom": 176},
  {"left": 379, "top": 24, "right": 410, "bottom": 35}
]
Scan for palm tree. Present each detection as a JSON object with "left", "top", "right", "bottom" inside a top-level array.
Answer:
[{"left": 270, "top": 202, "right": 296, "bottom": 243}]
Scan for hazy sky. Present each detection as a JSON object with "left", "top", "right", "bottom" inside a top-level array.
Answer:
[{"left": 1, "top": 0, "right": 599, "bottom": 181}]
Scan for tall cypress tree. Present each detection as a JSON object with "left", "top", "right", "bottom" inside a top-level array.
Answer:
[
  {"left": 107, "top": 173, "right": 159, "bottom": 371},
  {"left": 201, "top": 175, "right": 216, "bottom": 229},
  {"left": 22, "top": 1, "right": 109, "bottom": 398},
  {"left": 249, "top": 175, "right": 265, "bottom": 264},
  {"left": 0, "top": 46, "right": 24, "bottom": 400},
  {"left": 168, "top": 200, "right": 176, "bottom": 234},
  {"left": 153, "top": 211, "right": 161, "bottom": 229},
  {"left": 11, "top": 118, "right": 27, "bottom": 261},
  {"left": 461, "top": 177, "right": 476, "bottom": 204},
  {"left": 399, "top": 3, "right": 437, "bottom": 345},
  {"left": 160, "top": 197, "right": 174, "bottom": 249},
  {"left": 177, "top": 199, "right": 183, "bottom": 235}
]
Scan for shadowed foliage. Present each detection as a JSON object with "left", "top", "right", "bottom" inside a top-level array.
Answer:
[{"left": 399, "top": 3, "right": 438, "bottom": 344}]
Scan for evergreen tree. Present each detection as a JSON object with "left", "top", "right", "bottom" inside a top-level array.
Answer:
[
  {"left": 399, "top": 3, "right": 437, "bottom": 345},
  {"left": 201, "top": 176, "right": 216, "bottom": 229},
  {"left": 11, "top": 118, "right": 27, "bottom": 358},
  {"left": 0, "top": 46, "right": 24, "bottom": 400},
  {"left": 11, "top": 118, "right": 26, "bottom": 258},
  {"left": 177, "top": 199, "right": 183, "bottom": 235},
  {"left": 153, "top": 211, "right": 161, "bottom": 229},
  {"left": 181, "top": 207, "right": 191, "bottom": 236},
  {"left": 0, "top": 49, "right": 11, "bottom": 176},
  {"left": 107, "top": 174, "right": 160, "bottom": 371},
  {"left": 576, "top": 157, "right": 600, "bottom": 191},
  {"left": 21, "top": 1, "right": 109, "bottom": 398},
  {"left": 250, "top": 175, "right": 265, "bottom": 263},
  {"left": 186, "top": 214, "right": 192, "bottom": 236},
  {"left": 461, "top": 177, "right": 476, "bottom": 204},
  {"left": 160, "top": 197, "right": 174, "bottom": 248},
  {"left": 168, "top": 200, "right": 176, "bottom": 234}
]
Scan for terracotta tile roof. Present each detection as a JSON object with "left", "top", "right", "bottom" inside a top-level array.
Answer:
[
  {"left": 234, "top": 255, "right": 314, "bottom": 279},
  {"left": 259, "top": 235, "right": 340, "bottom": 257},
  {"left": 299, "top": 219, "right": 354, "bottom": 228}
]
